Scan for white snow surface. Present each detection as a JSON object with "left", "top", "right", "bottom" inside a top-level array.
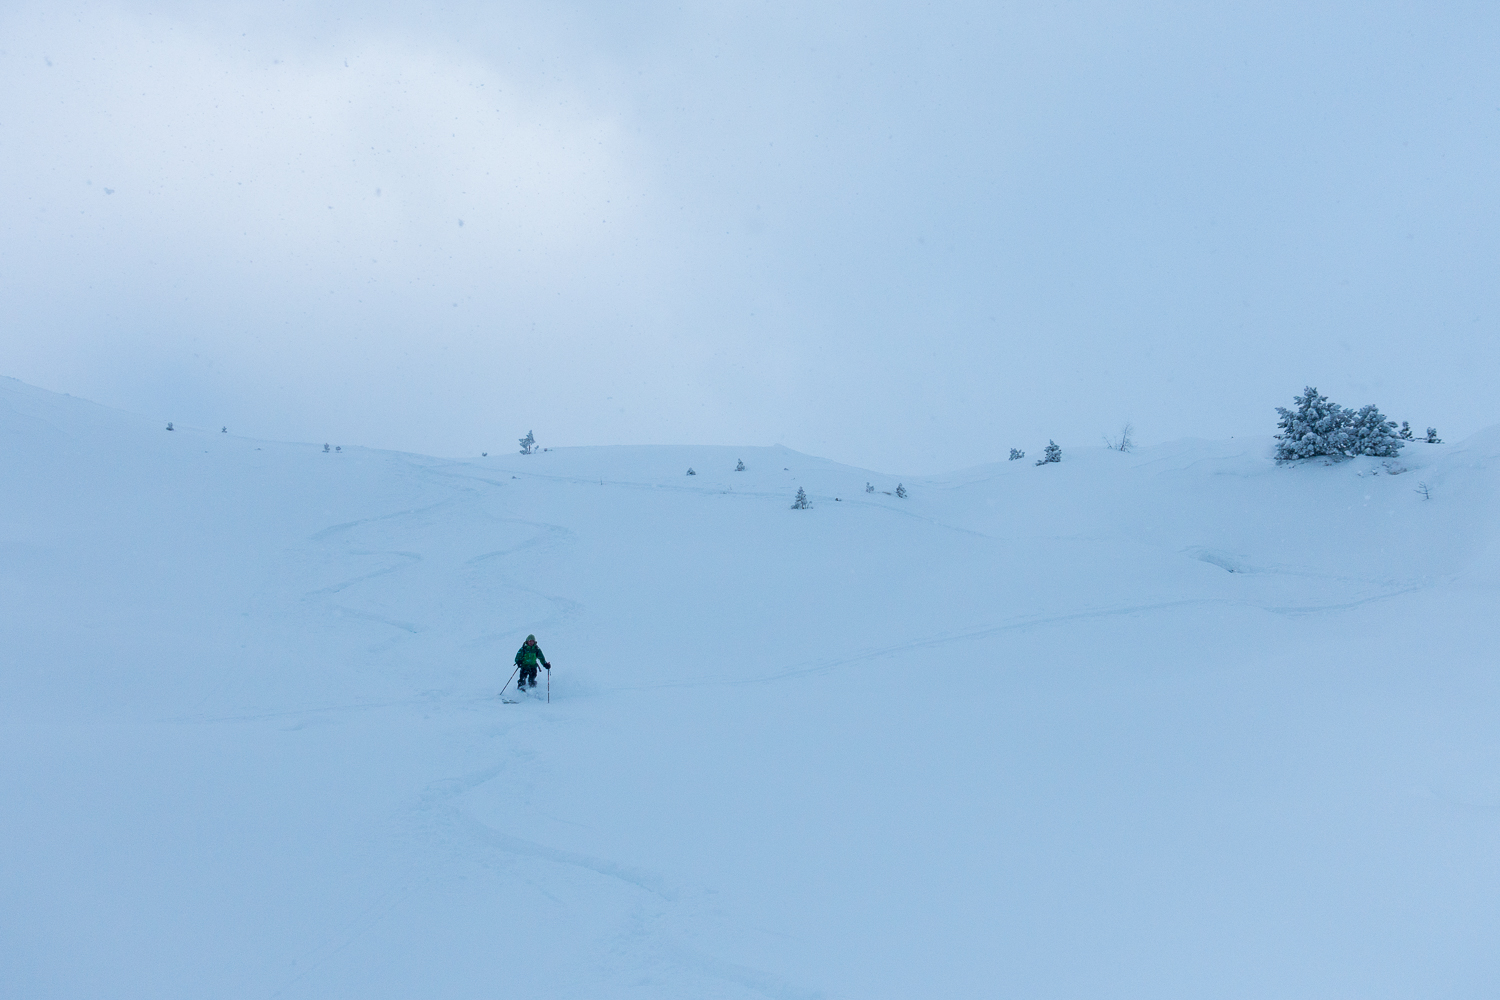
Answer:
[{"left": 3, "top": 375, "right": 1499, "bottom": 998}]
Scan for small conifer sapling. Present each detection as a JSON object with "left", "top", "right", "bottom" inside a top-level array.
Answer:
[
  {"left": 791, "top": 486, "right": 811, "bottom": 509},
  {"left": 1009, "top": 448, "right": 1024, "bottom": 461},
  {"left": 735, "top": 459, "right": 746, "bottom": 471},
  {"left": 1035, "top": 441, "right": 1061, "bottom": 465},
  {"left": 895, "top": 483, "right": 907, "bottom": 498}
]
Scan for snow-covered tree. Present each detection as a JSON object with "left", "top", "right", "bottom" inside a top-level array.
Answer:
[
  {"left": 1035, "top": 441, "right": 1061, "bottom": 465},
  {"left": 323, "top": 443, "right": 331, "bottom": 453},
  {"left": 865, "top": 482, "right": 875, "bottom": 493},
  {"left": 1346, "top": 404, "right": 1403, "bottom": 457},
  {"left": 519, "top": 430, "right": 536, "bottom": 455},
  {"left": 221, "top": 426, "right": 227, "bottom": 434},
  {"left": 791, "top": 486, "right": 811, "bottom": 509},
  {"left": 1275, "top": 387, "right": 1406, "bottom": 459},
  {"left": 166, "top": 422, "right": 174, "bottom": 431},
  {"left": 686, "top": 468, "right": 696, "bottom": 476},
  {"left": 1399, "top": 421, "right": 1414, "bottom": 440},
  {"left": 895, "top": 483, "right": 907, "bottom": 499},
  {"left": 1009, "top": 448, "right": 1024, "bottom": 461},
  {"left": 735, "top": 459, "right": 746, "bottom": 471},
  {"left": 1426, "top": 427, "right": 1442, "bottom": 444},
  {"left": 1274, "top": 387, "right": 1353, "bottom": 459}
]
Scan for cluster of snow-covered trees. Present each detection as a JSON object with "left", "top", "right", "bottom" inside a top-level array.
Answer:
[
  {"left": 1273, "top": 387, "right": 1424, "bottom": 460},
  {"left": 1008, "top": 442, "right": 1062, "bottom": 465}
]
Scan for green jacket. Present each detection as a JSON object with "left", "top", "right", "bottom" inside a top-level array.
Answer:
[{"left": 515, "top": 640, "right": 547, "bottom": 667}]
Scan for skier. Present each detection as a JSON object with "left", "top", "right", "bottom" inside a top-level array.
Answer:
[{"left": 513, "top": 634, "right": 550, "bottom": 690}]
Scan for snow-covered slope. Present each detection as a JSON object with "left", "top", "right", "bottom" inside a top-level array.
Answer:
[{"left": 3, "top": 375, "right": 1498, "bottom": 999}]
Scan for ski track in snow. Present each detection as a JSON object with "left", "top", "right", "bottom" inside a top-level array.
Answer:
[
  {"left": 432, "top": 784, "right": 826, "bottom": 1000},
  {"left": 303, "top": 550, "right": 423, "bottom": 597},
  {"left": 616, "top": 585, "right": 1426, "bottom": 694}
]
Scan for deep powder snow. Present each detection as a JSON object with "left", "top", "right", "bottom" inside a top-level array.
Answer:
[{"left": 3, "top": 375, "right": 1498, "bottom": 998}]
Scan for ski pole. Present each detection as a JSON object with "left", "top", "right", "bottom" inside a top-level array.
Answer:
[
  {"left": 547, "top": 663, "right": 551, "bottom": 703},
  {"left": 500, "top": 664, "right": 519, "bottom": 697}
]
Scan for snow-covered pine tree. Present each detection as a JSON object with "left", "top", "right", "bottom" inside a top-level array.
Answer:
[
  {"left": 1426, "top": 427, "right": 1442, "bottom": 443},
  {"left": 1399, "top": 421, "right": 1414, "bottom": 440},
  {"left": 1274, "top": 387, "right": 1350, "bottom": 459},
  {"left": 791, "top": 486, "right": 811, "bottom": 509},
  {"left": 686, "top": 468, "right": 696, "bottom": 475},
  {"left": 895, "top": 483, "right": 907, "bottom": 498},
  {"left": 1035, "top": 441, "right": 1061, "bottom": 465},
  {"left": 865, "top": 482, "right": 875, "bottom": 493},
  {"left": 1009, "top": 448, "right": 1024, "bottom": 461},
  {"left": 735, "top": 459, "right": 745, "bottom": 471},
  {"left": 221, "top": 426, "right": 227, "bottom": 434},
  {"left": 1346, "top": 404, "right": 1403, "bottom": 457},
  {"left": 166, "top": 422, "right": 174, "bottom": 431},
  {"left": 323, "top": 443, "right": 330, "bottom": 453},
  {"left": 519, "top": 430, "right": 536, "bottom": 455}
]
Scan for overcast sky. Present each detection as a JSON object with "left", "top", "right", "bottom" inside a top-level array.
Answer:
[{"left": 3, "top": 1, "right": 1498, "bottom": 472}]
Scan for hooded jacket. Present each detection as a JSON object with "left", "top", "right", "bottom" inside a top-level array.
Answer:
[{"left": 515, "top": 637, "right": 547, "bottom": 668}]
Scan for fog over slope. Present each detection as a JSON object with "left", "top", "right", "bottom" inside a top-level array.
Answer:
[
  {"left": 5, "top": 3, "right": 1500, "bottom": 471},
  {"left": 3, "top": 375, "right": 1498, "bottom": 998}
]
